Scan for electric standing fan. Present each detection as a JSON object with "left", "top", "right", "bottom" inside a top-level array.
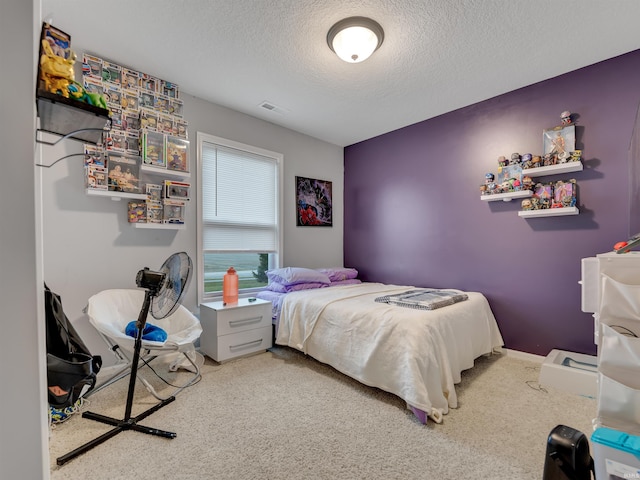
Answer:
[{"left": 58, "top": 252, "right": 193, "bottom": 466}]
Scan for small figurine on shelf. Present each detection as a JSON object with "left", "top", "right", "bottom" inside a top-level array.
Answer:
[
  {"left": 499, "top": 180, "right": 512, "bottom": 193},
  {"left": 521, "top": 198, "right": 533, "bottom": 211},
  {"left": 39, "top": 39, "right": 76, "bottom": 97},
  {"left": 497, "top": 156, "right": 508, "bottom": 168},
  {"left": 521, "top": 153, "right": 533, "bottom": 169},
  {"left": 570, "top": 150, "right": 582, "bottom": 163},
  {"left": 484, "top": 173, "right": 497, "bottom": 194},
  {"left": 561, "top": 110, "right": 572, "bottom": 125},
  {"left": 530, "top": 197, "right": 541, "bottom": 210},
  {"left": 542, "top": 153, "right": 555, "bottom": 166},
  {"left": 483, "top": 173, "right": 496, "bottom": 194},
  {"left": 522, "top": 175, "right": 535, "bottom": 191},
  {"left": 509, "top": 153, "right": 521, "bottom": 165},
  {"left": 531, "top": 155, "right": 542, "bottom": 168}
]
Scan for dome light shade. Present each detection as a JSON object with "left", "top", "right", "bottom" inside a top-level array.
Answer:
[{"left": 327, "top": 17, "right": 384, "bottom": 63}]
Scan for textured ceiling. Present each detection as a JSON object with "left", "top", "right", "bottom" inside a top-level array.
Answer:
[{"left": 41, "top": 0, "right": 640, "bottom": 147}]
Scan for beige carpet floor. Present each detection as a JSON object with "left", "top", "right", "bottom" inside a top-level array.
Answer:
[{"left": 48, "top": 346, "right": 596, "bottom": 480}]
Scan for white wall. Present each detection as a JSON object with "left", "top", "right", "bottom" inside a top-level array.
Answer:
[
  {"left": 41, "top": 72, "right": 344, "bottom": 367},
  {"left": 0, "top": 1, "right": 49, "bottom": 479}
]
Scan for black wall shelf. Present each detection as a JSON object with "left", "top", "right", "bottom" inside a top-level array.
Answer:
[{"left": 36, "top": 89, "right": 110, "bottom": 145}]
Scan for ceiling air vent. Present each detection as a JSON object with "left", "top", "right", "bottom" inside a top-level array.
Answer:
[{"left": 259, "top": 101, "right": 287, "bottom": 115}]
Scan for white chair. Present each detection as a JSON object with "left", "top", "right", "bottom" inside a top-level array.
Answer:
[{"left": 85, "top": 288, "right": 202, "bottom": 400}]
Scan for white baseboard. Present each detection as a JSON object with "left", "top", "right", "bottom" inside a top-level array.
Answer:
[{"left": 502, "top": 348, "right": 545, "bottom": 363}]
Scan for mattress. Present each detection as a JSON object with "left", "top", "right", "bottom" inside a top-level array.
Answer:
[{"left": 274, "top": 282, "right": 504, "bottom": 423}]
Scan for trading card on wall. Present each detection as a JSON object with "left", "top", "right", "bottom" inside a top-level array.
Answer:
[
  {"left": 84, "top": 144, "right": 105, "bottom": 167},
  {"left": 165, "top": 135, "right": 189, "bottom": 172},
  {"left": 86, "top": 165, "right": 108, "bottom": 190},
  {"left": 141, "top": 129, "right": 166, "bottom": 167},
  {"left": 107, "top": 154, "right": 140, "bottom": 193},
  {"left": 139, "top": 108, "right": 158, "bottom": 131},
  {"left": 122, "top": 67, "right": 140, "bottom": 90},
  {"left": 82, "top": 53, "right": 103, "bottom": 79},
  {"left": 102, "top": 61, "right": 122, "bottom": 86}
]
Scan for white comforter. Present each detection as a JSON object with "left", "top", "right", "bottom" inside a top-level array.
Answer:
[{"left": 275, "top": 282, "right": 504, "bottom": 422}]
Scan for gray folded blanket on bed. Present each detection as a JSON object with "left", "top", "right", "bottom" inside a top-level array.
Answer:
[{"left": 374, "top": 289, "right": 468, "bottom": 310}]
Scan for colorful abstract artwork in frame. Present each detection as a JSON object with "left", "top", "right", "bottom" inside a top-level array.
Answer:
[{"left": 295, "top": 176, "right": 333, "bottom": 226}]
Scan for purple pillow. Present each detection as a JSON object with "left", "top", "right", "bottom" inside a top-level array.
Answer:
[
  {"left": 317, "top": 268, "right": 359, "bottom": 282},
  {"left": 329, "top": 279, "right": 362, "bottom": 287},
  {"left": 267, "top": 281, "right": 329, "bottom": 293},
  {"left": 266, "top": 267, "right": 330, "bottom": 286}
]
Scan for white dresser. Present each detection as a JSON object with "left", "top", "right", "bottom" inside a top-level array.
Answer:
[{"left": 199, "top": 298, "right": 272, "bottom": 363}]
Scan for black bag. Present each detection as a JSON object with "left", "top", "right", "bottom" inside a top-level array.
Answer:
[{"left": 45, "top": 283, "right": 102, "bottom": 408}]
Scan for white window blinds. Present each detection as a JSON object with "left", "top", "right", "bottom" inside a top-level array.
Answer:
[{"left": 201, "top": 141, "right": 278, "bottom": 252}]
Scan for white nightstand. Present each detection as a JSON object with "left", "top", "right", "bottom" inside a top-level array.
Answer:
[{"left": 199, "top": 298, "right": 272, "bottom": 363}]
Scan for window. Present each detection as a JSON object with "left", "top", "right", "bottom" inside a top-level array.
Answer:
[{"left": 197, "top": 133, "right": 282, "bottom": 303}]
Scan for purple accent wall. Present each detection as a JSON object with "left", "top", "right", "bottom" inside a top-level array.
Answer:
[{"left": 344, "top": 49, "right": 640, "bottom": 356}]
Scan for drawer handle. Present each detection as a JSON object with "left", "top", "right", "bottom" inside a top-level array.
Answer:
[
  {"left": 229, "top": 339, "right": 263, "bottom": 351},
  {"left": 228, "top": 316, "right": 262, "bottom": 327}
]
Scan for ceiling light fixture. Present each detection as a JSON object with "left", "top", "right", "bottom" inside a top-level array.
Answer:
[{"left": 327, "top": 16, "right": 384, "bottom": 63}]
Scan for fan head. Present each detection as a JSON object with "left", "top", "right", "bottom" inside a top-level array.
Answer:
[{"left": 150, "top": 252, "right": 192, "bottom": 319}]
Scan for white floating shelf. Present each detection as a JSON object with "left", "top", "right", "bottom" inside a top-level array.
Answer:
[
  {"left": 481, "top": 190, "right": 532, "bottom": 202},
  {"left": 131, "top": 222, "right": 186, "bottom": 230},
  {"left": 518, "top": 206, "right": 579, "bottom": 218},
  {"left": 521, "top": 161, "right": 583, "bottom": 178},
  {"left": 140, "top": 164, "right": 191, "bottom": 179},
  {"left": 86, "top": 189, "right": 147, "bottom": 201}
]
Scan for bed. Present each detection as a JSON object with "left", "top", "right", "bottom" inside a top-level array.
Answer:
[{"left": 256, "top": 268, "right": 504, "bottom": 424}]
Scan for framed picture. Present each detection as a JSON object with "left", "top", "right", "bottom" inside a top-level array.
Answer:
[
  {"left": 295, "top": 176, "right": 332, "bottom": 227},
  {"left": 543, "top": 124, "right": 575, "bottom": 164}
]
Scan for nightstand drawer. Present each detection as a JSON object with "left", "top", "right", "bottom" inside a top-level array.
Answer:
[
  {"left": 207, "top": 326, "right": 272, "bottom": 363},
  {"left": 200, "top": 299, "right": 271, "bottom": 336}
]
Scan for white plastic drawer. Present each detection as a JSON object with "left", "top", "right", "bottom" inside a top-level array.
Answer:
[
  {"left": 211, "top": 326, "right": 272, "bottom": 362},
  {"left": 200, "top": 300, "right": 271, "bottom": 336}
]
